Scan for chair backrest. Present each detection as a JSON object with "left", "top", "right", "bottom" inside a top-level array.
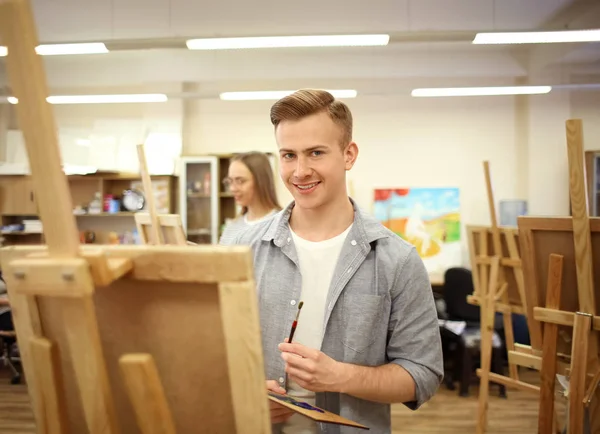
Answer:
[{"left": 443, "top": 267, "right": 480, "bottom": 322}]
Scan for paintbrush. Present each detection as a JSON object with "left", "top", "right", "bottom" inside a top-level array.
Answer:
[{"left": 288, "top": 301, "right": 304, "bottom": 343}]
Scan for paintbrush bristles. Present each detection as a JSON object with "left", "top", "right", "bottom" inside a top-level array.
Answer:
[{"left": 293, "top": 301, "right": 304, "bottom": 321}]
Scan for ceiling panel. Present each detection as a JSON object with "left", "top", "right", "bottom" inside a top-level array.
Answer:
[
  {"left": 408, "top": 0, "right": 494, "bottom": 31},
  {"left": 112, "top": 0, "right": 172, "bottom": 39},
  {"left": 560, "top": 43, "right": 600, "bottom": 64},
  {"left": 170, "top": 0, "right": 409, "bottom": 37},
  {"left": 32, "top": 0, "right": 113, "bottom": 42},
  {"left": 493, "top": 0, "right": 574, "bottom": 30},
  {"left": 19, "top": 45, "right": 524, "bottom": 88}
]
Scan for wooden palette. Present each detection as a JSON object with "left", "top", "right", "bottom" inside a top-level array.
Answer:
[{"left": 267, "top": 392, "right": 369, "bottom": 430}]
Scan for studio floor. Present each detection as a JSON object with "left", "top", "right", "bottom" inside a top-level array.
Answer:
[{"left": 0, "top": 369, "right": 564, "bottom": 433}]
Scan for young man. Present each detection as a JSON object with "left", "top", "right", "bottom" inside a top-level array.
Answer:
[{"left": 226, "top": 89, "right": 443, "bottom": 433}]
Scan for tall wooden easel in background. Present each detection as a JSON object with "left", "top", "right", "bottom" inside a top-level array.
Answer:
[
  {"left": 518, "top": 119, "right": 600, "bottom": 434},
  {"left": 134, "top": 144, "right": 187, "bottom": 245},
  {"left": 469, "top": 161, "right": 546, "bottom": 433},
  {"left": 0, "top": 1, "right": 271, "bottom": 433}
]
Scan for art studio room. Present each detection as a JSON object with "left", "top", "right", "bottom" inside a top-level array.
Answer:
[{"left": 0, "top": 0, "right": 599, "bottom": 433}]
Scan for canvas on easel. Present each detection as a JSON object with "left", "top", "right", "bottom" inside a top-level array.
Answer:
[{"left": 0, "top": 1, "right": 271, "bottom": 433}]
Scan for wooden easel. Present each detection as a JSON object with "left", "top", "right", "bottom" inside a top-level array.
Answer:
[
  {"left": 518, "top": 119, "right": 600, "bottom": 434},
  {"left": 134, "top": 144, "right": 187, "bottom": 245},
  {"left": 0, "top": 1, "right": 271, "bottom": 433},
  {"left": 468, "top": 161, "right": 544, "bottom": 434}
]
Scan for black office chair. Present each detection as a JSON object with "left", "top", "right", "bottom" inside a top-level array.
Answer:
[
  {"left": 0, "top": 331, "right": 20, "bottom": 384},
  {"left": 440, "top": 267, "right": 507, "bottom": 397},
  {"left": 0, "top": 272, "right": 20, "bottom": 384}
]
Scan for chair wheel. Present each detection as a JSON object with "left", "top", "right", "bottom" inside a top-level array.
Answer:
[{"left": 10, "top": 374, "right": 21, "bottom": 385}]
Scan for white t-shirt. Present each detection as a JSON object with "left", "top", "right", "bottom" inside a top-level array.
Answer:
[{"left": 282, "top": 224, "right": 352, "bottom": 434}]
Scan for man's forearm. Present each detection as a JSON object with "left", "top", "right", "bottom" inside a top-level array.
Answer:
[{"left": 336, "top": 362, "right": 416, "bottom": 404}]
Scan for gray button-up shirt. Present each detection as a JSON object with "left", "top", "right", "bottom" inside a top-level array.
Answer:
[{"left": 226, "top": 199, "right": 444, "bottom": 434}]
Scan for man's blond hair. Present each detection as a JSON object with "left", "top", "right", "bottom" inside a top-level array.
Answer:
[{"left": 269, "top": 89, "right": 353, "bottom": 146}]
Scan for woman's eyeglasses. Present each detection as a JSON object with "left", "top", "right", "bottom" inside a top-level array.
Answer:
[{"left": 222, "top": 177, "right": 248, "bottom": 188}]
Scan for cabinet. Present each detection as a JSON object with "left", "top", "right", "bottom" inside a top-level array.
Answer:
[
  {"left": 179, "top": 156, "right": 220, "bottom": 244},
  {"left": 586, "top": 150, "right": 600, "bottom": 217},
  {"left": 0, "top": 176, "right": 37, "bottom": 215}
]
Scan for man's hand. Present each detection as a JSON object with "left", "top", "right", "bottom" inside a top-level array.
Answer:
[
  {"left": 266, "top": 380, "right": 295, "bottom": 424},
  {"left": 278, "top": 341, "right": 346, "bottom": 393}
]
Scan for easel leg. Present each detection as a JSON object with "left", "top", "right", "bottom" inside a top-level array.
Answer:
[
  {"left": 30, "top": 337, "right": 70, "bottom": 434},
  {"left": 62, "top": 297, "right": 120, "bottom": 434},
  {"left": 568, "top": 312, "right": 592, "bottom": 434},
  {"left": 502, "top": 311, "right": 519, "bottom": 381},
  {"left": 119, "top": 354, "right": 177, "bottom": 434},
  {"left": 538, "top": 254, "right": 564, "bottom": 434},
  {"left": 219, "top": 281, "right": 272, "bottom": 434},
  {"left": 476, "top": 257, "right": 500, "bottom": 434},
  {"left": 586, "top": 364, "right": 600, "bottom": 433}
]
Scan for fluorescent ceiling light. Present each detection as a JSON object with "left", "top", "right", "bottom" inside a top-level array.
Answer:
[
  {"left": 473, "top": 29, "right": 600, "bottom": 44},
  {"left": 220, "top": 89, "right": 358, "bottom": 101},
  {"left": 47, "top": 94, "right": 167, "bottom": 104},
  {"left": 35, "top": 42, "right": 108, "bottom": 55},
  {"left": 0, "top": 42, "right": 108, "bottom": 56},
  {"left": 8, "top": 94, "right": 168, "bottom": 104},
  {"left": 411, "top": 86, "right": 552, "bottom": 97},
  {"left": 187, "top": 34, "right": 389, "bottom": 50}
]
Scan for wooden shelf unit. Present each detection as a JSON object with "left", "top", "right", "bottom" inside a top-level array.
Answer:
[{"left": 0, "top": 172, "right": 178, "bottom": 245}]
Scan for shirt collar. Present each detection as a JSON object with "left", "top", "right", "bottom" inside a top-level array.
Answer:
[{"left": 261, "top": 197, "right": 390, "bottom": 248}]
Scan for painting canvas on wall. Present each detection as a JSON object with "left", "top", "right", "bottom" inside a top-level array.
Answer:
[{"left": 373, "top": 187, "right": 461, "bottom": 274}]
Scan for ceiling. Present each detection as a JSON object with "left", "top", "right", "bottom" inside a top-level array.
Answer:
[{"left": 0, "top": 0, "right": 599, "bottom": 95}]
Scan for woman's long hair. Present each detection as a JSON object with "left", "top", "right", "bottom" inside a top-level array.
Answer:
[{"left": 231, "top": 151, "right": 281, "bottom": 216}]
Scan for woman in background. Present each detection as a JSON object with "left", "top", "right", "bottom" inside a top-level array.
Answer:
[{"left": 219, "top": 151, "right": 281, "bottom": 245}]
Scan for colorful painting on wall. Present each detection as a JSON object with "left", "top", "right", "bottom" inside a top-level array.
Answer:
[{"left": 373, "top": 187, "right": 461, "bottom": 274}]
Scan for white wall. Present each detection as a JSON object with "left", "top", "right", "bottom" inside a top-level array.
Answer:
[
  {"left": 181, "top": 90, "right": 600, "bottom": 264},
  {"left": 185, "top": 98, "right": 519, "bottom": 211},
  {"left": 527, "top": 91, "right": 573, "bottom": 216},
  {"left": 1, "top": 88, "right": 597, "bottom": 263},
  {"left": 571, "top": 90, "right": 600, "bottom": 151},
  {"left": 1, "top": 98, "right": 184, "bottom": 175}
]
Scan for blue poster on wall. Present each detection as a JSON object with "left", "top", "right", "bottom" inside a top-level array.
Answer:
[{"left": 499, "top": 200, "right": 528, "bottom": 226}]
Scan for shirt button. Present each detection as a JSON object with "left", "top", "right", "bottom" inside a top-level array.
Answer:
[
  {"left": 290, "top": 300, "right": 296, "bottom": 306},
  {"left": 351, "top": 240, "right": 357, "bottom": 246},
  {"left": 287, "top": 237, "right": 291, "bottom": 243},
  {"left": 279, "top": 377, "right": 285, "bottom": 383}
]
